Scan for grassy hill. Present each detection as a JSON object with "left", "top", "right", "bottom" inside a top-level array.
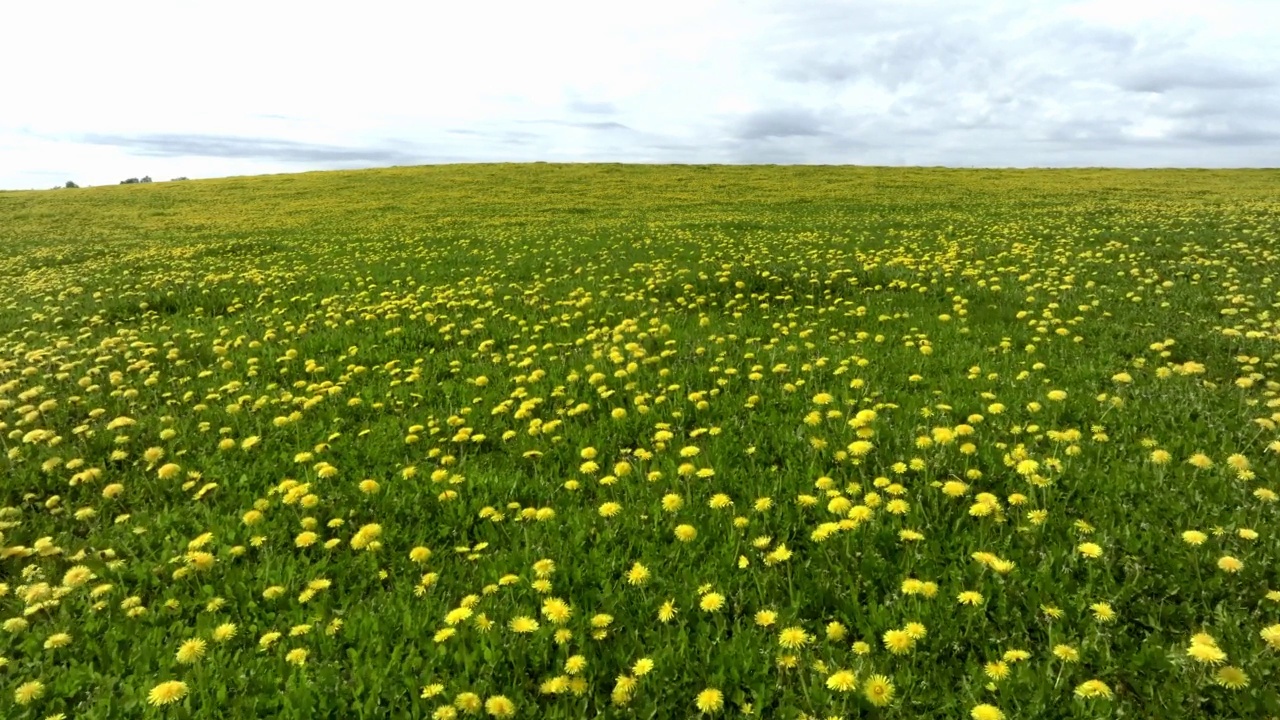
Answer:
[{"left": 1, "top": 164, "right": 1278, "bottom": 718}]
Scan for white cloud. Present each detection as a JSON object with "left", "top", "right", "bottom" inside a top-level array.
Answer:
[{"left": 2, "top": 0, "right": 1278, "bottom": 188}]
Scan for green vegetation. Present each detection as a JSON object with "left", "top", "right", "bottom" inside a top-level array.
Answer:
[{"left": 1, "top": 164, "right": 1278, "bottom": 718}]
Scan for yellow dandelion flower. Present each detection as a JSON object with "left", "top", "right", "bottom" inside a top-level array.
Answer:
[
  {"left": 1187, "top": 642, "right": 1227, "bottom": 665},
  {"left": 43, "top": 632, "right": 71, "bottom": 650},
  {"left": 1077, "top": 542, "right": 1102, "bottom": 558},
  {"left": 658, "top": 599, "right": 677, "bottom": 623},
  {"left": 484, "top": 695, "right": 515, "bottom": 717},
  {"left": 1214, "top": 666, "right": 1248, "bottom": 690},
  {"left": 1053, "top": 644, "right": 1079, "bottom": 662},
  {"left": 147, "top": 680, "right": 188, "bottom": 706},
  {"left": 175, "top": 638, "right": 206, "bottom": 664},
  {"left": 1260, "top": 623, "right": 1280, "bottom": 648},
  {"left": 1073, "top": 679, "right": 1112, "bottom": 699},
  {"left": 699, "top": 593, "right": 725, "bottom": 612},
  {"left": 509, "top": 616, "right": 539, "bottom": 633},
  {"left": 1090, "top": 603, "right": 1116, "bottom": 622},
  {"left": 15, "top": 680, "right": 44, "bottom": 705},
  {"left": 883, "top": 629, "right": 913, "bottom": 654},
  {"left": 626, "top": 562, "right": 650, "bottom": 585},
  {"left": 779, "top": 626, "right": 810, "bottom": 649},
  {"left": 863, "top": 674, "right": 894, "bottom": 706},
  {"left": 971, "top": 704, "right": 1004, "bottom": 720},
  {"left": 826, "top": 669, "right": 857, "bottom": 692},
  {"left": 541, "top": 598, "right": 572, "bottom": 624},
  {"left": 695, "top": 687, "right": 724, "bottom": 714}
]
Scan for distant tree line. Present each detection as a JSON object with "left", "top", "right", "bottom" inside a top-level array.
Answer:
[{"left": 55, "top": 176, "right": 190, "bottom": 189}]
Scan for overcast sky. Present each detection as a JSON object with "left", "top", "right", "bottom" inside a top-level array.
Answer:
[{"left": 2, "top": 0, "right": 1278, "bottom": 189}]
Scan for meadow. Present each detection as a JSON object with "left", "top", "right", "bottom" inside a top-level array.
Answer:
[{"left": 0, "top": 164, "right": 1278, "bottom": 719}]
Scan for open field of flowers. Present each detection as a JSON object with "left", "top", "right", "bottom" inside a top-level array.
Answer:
[{"left": 1, "top": 164, "right": 1278, "bottom": 719}]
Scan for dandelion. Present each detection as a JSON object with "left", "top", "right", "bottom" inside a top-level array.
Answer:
[
  {"left": 1260, "top": 624, "right": 1280, "bottom": 648},
  {"left": 1053, "top": 644, "right": 1080, "bottom": 662},
  {"left": 658, "top": 599, "right": 677, "bottom": 623},
  {"left": 484, "top": 696, "right": 515, "bottom": 717},
  {"left": 61, "top": 565, "right": 94, "bottom": 587},
  {"left": 863, "top": 674, "right": 894, "bottom": 706},
  {"left": 509, "top": 616, "right": 539, "bottom": 633},
  {"left": 43, "top": 633, "right": 71, "bottom": 650},
  {"left": 826, "top": 669, "right": 857, "bottom": 692},
  {"left": 455, "top": 693, "right": 482, "bottom": 713},
  {"left": 1218, "top": 556, "right": 1244, "bottom": 573},
  {"left": 957, "top": 591, "right": 984, "bottom": 606},
  {"left": 14, "top": 680, "right": 44, "bottom": 705},
  {"left": 1073, "top": 679, "right": 1113, "bottom": 699},
  {"left": 176, "top": 638, "right": 206, "bottom": 664},
  {"left": 695, "top": 688, "right": 724, "bottom": 714},
  {"left": 612, "top": 675, "right": 638, "bottom": 705},
  {"left": 626, "top": 562, "right": 650, "bottom": 585},
  {"left": 1077, "top": 542, "right": 1102, "bottom": 558},
  {"left": 1187, "top": 642, "right": 1227, "bottom": 665},
  {"left": 883, "top": 629, "right": 913, "bottom": 654},
  {"left": 971, "top": 704, "right": 1004, "bottom": 720},
  {"left": 445, "top": 607, "right": 473, "bottom": 626},
  {"left": 699, "top": 593, "right": 725, "bottom": 612},
  {"left": 542, "top": 598, "right": 572, "bottom": 624},
  {"left": 779, "top": 626, "right": 810, "bottom": 649},
  {"left": 148, "top": 679, "right": 189, "bottom": 706},
  {"left": 1214, "top": 666, "right": 1248, "bottom": 690}
]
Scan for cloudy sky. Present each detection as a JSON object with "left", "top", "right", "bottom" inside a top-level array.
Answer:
[{"left": 3, "top": 0, "right": 1278, "bottom": 189}]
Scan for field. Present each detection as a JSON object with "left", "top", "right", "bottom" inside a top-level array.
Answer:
[{"left": 0, "top": 164, "right": 1278, "bottom": 719}]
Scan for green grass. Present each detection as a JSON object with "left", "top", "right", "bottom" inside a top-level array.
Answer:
[{"left": 0, "top": 163, "right": 1278, "bottom": 719}]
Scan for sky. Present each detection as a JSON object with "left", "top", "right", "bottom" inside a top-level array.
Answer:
[{"left": 2, "top": 0, "right": 1279, "bottom": 189}]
